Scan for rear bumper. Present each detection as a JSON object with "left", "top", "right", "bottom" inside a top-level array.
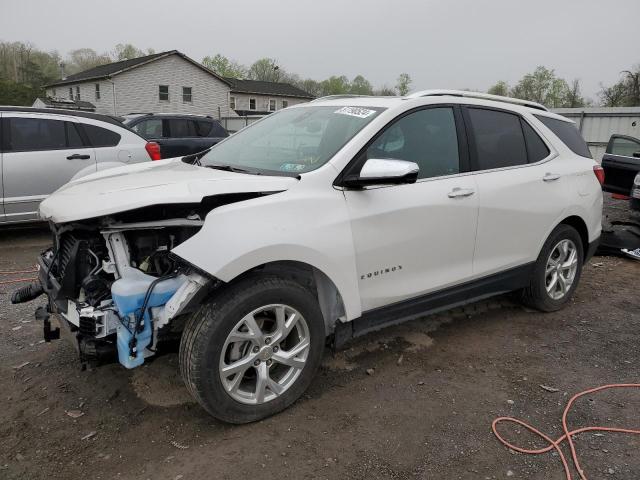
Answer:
[{"left": 585, "top": 236, "right": 600, "bottom": 262}]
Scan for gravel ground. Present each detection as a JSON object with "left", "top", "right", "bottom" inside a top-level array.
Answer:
[{"left": 0, "top": 196, "right": 638, "bottom": 480}]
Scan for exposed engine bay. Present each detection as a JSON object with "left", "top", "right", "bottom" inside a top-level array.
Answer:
[{"left": 32, "top": 214, "right": 212, "bottom": 369}]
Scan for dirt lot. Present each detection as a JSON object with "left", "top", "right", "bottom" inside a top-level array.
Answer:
[{"left": 1, "top": 196, "right": 638, "bottom": 480}]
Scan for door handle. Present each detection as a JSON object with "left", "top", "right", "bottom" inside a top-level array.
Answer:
[
  {"left": 543, "top": 173, "right": 561, "bottom": 182},
  {"left": 66, "top": 154, "right": 91, "bottom": 160},
  {"left": 448, "top": 187, "right": 475, "bottom": 198}
]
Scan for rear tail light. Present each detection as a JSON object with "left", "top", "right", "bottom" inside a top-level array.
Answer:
[
  {"left": 593, "top": 165, "right": 605, "bottom": 186},
  {"left": 145, "top": 142, "right": 161, "bottom": 161}
]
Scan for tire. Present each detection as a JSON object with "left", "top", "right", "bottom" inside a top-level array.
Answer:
[
  {"left": 520, "top": 224, "right": 584, "bottom": 312},
  {"left": 179, "top": 274, "right": 325, "bottom": 424}
]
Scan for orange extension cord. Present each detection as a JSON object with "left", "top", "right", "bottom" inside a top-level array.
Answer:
[
  {"left": 0, "top": 266, "right": 38, "bottom": 286},
  {"left": 492, "top": 384, "right": 640, "bottom": 480}
]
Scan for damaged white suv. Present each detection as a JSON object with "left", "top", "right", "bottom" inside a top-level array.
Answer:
[{"left": 20, "top": 91, "right": 603, "bottom": 423}]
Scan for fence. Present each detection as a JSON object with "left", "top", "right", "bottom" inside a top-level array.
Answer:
[{"left": 220, "top": 115, "right": 266, "bottom": 134}]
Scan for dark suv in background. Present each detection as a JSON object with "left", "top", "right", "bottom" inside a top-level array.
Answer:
[{"left": 122, "top": 113, "right": 229, "bottom": 158}]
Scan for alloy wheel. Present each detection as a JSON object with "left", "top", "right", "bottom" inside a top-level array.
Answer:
[
  {"left": 545, "top": 239, "right": 578, "bottom": 300},
  {"left": 219, "top": 304, "right": 310, "bottom": 405}
]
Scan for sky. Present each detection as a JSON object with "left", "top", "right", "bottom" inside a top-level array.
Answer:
[{"left": 1, "top": 0, "right": 638, "bottom": 100}]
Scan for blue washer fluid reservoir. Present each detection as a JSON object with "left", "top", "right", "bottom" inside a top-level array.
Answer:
[{"left": 111, "top": 267, "right": 186, "bottom": 369}]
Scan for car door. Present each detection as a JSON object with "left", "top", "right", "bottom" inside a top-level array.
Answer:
[
  {"left": 463, "top": 106, "right": 569, "bottom": 277},
  {"left": 601, "top": 134, "right": 640, "bottom": 195},
  {"left": 343, "top": 106, "right": 479, "bottom": 311},
  {"left": 2, "top": 113, "right": 96, "bottom": 222}
]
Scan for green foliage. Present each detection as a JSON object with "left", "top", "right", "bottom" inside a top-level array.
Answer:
[
  {"left": 320, "top": 75, "right": 351, "bottom": 95},
  {"left": 0, "top": 79, "right": 41, "bottom": 105},
  {"left": 113, "top": 44, "right": 146, "bottom": 61},
  {"left": 248, "top": 58, "right": 283, "bottom": 82},
  {"left": 202, "top": 54, "right": 246, "bottom": 79},
  {"left": 350, "top": 75, "right": 373, "bottom": 95},
  {"left": 487, "top": 81, "right": 509, "bottom": 97},
  {"left": 395, "top": 73, "right": 411, "bottom": 96}
]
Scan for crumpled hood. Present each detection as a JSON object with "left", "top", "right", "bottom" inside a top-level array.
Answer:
[{"left": 39, "top": 158, "right": 298, "bottom": 223}]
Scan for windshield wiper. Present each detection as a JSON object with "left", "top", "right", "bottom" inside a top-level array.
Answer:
[{"left": 205, "top": 164, "right": 260, "bottom": 175}]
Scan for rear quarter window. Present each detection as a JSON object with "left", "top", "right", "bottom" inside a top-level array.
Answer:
[
  {"left": 83, "top": 123, "right": 121, "bottom": 147},
  {"left": 534, "top": 115, "right": 591, "bottom": 158}
]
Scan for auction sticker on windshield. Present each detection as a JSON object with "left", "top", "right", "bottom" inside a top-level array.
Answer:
[{"left": 334, "top": 107, "right": 377, "bottom": 118}]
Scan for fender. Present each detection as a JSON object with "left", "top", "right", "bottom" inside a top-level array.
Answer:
[{"left": 171, "top": 184, "right": 363, "bottom": 321}]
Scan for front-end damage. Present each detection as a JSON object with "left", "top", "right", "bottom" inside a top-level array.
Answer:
[{"left": 31, "top": 206, "right": 219, "bottom": 369}]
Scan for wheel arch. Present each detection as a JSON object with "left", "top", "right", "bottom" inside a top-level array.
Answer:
[
  {"left": 223, "top": 260, "right": 351, "bottom": 336},
  {"left": 558, "top": 215, "right": 589, "bottom": 261}
]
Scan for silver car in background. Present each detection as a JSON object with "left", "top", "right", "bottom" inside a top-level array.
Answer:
[{"left": 0, "top": 107, "right": 159, "bottom": 224}]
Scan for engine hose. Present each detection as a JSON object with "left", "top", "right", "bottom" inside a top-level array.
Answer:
[{"left": 492, "top": 383, "right": 640, "bottom": 480}]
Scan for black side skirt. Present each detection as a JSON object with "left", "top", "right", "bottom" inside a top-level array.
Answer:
[{"left": 334, "top": 262, "right": 534, "bottom": 349}]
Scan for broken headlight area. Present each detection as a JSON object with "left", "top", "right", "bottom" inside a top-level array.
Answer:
[{"left": 35, "top": 218, "right": 212, "bottom": 369}]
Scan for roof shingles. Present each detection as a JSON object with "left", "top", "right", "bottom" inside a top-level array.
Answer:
[{"left": 224, "top": 78, "right": 314, "bottom": 99}]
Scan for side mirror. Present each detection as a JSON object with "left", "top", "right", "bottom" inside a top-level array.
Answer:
[{"left": 341, "top": 158, "right": 419, "bottom": 188}]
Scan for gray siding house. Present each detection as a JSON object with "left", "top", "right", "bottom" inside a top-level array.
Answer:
[
  {"left": 43, "top": 51, "right": 314, "bottom": 119},
  {"left": 225, "top": 78, "right": 315, "bottom": 116}
]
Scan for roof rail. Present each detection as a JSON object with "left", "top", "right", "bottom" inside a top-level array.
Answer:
[
  {"left": 310, "top": 94, "right": 372, "bottom": 103},
  {"left": 405, "top": 89, "right": 548, "bottom": 112}
]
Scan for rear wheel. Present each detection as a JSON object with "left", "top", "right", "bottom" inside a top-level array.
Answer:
[
  {"left": 179, "top": 275, "right": 325, "bottom": 424},
  {"left": 520, "top": 224, "right": 584, "bottom": 312}
]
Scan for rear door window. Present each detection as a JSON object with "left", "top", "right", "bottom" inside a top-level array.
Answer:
[
  {"left": 535, "top": 115, "right": 591, "bottom": 158},
  {"left": 7, "top": 117, "right": 68, "bottom": 151},
  {"left": 521, "top": 120, "right": 550, "bottom": 163},
  {"left": 168, "top": 119, "right": 197, "bottom": 137},
  {"left": 466, "top": 108, "right": 528, "bottom": 170},
  {"left": 82, "top": 124, "right": 121, "bottom": 147},
  {"left": 607, "top": 135, "right": 640, "bottom": 158}
]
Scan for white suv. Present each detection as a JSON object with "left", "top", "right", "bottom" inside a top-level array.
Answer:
[{"left": 23, "top": 90, "right": 603, "bottom": 423}]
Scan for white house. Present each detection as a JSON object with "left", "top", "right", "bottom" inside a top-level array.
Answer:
[{"left": 42, "top": 50, "right": 314, "bottom": 119}]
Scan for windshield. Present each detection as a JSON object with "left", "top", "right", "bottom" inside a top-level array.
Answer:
[{"left": 199, "top": 105, "right": 384, "bottom": 174}]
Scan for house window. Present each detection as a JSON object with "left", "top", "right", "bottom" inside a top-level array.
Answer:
[
  {"left": 75, "top": 86, "right": 80, "bottom": 100},
  {"left": 269, "top": 99, "right": 276, "bottom": 111},
  {"left": 182, "top": 86, "right": 192, "bottom": 103},
  {"left": 69, "top": 87, "right": 73, "bottom": 100},
  {"left": 282, "top": 100, "right": 288, "bottom": 109},
  {"left": 159, "top": 85, "right": 169, "bottom": 101},
  {"left": 230, "top": 96, "right": 236, "bottom": 110},
  {"left": 249, "top": 98, "right": 256, "bottom": 110},
  {"left": 95, "top": 83, "right": 101, "bottom": 100}
]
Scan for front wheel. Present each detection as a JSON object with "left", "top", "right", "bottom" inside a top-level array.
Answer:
[
  {"left": 179, "top": 275, "right": 325, "bottom": 424},
  {"left": 520, "top": 224, "right": 584, "bottom": 312}
]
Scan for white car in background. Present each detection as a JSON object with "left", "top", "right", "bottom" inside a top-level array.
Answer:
[
  {"left": 22, "top": 90, "right": 603, "bottom": 424},
  {"left": 0, "top": 107, "right": 160, "bottom": 224}
]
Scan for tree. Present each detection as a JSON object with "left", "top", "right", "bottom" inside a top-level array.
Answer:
[
  {"left": 396, "top": 73, "right": 412, "bottom": 96},
  {"left": 510, "top": 66, "right": 569, "bottom": 108},
  {"left": 202, "top": 54, "right": 246, "bottom": 79},
  {"left": 248, "top": 58, "right": 283, "bottom": 82},
  {"left": 374, "top": 85, "right": 397, "bottom": 96},
  {"left": 349, "top": 75, "right": 373, "bottom": 95},
  {"left": 487, "top": 81, "right": 509, "bottom": 97},
  {"left": 622, "top": 69, "right": 640, "bottom": 106},
  {"left": 598, "top": 81, "right": 628, "bottom": 107},
  {"left": 113, "top": 43, "right": 146, "bottom": 61},
  {"left": 66, "top": 48, "right": 111, "bottom": 74},
  {"left": 319, "top": 76, "right": 351, "bottom": 95},
  {"left": 296, "top": 78, "right": 323, "bottom": 97},
  {"left": 564, "top": 79, "right": 586, "bottom": 107}
]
